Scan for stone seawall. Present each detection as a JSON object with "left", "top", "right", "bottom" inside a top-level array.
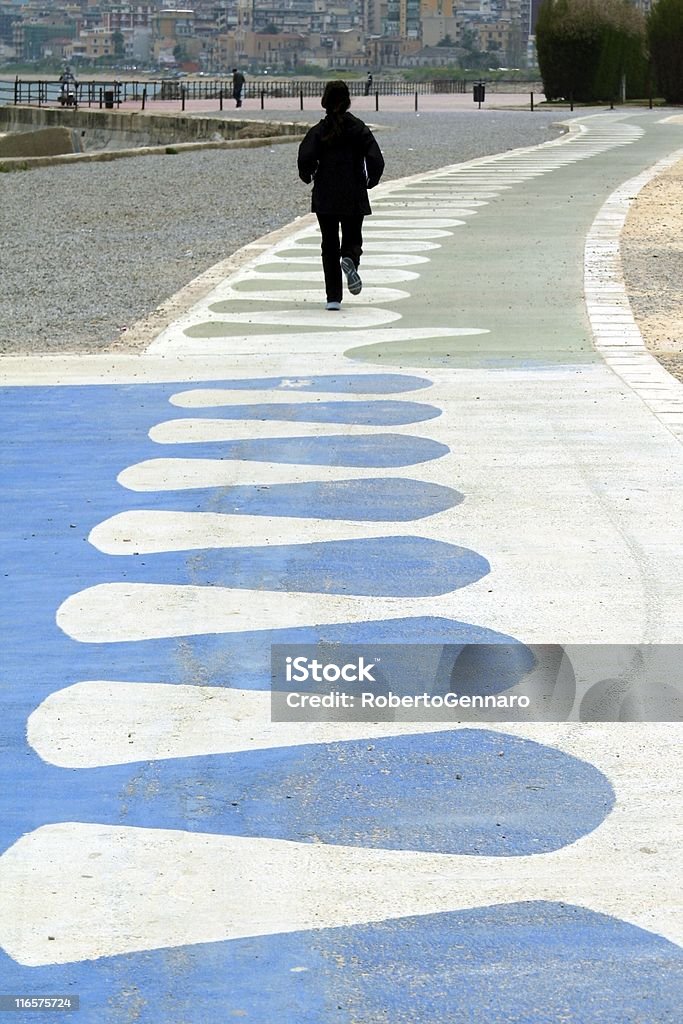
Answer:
[
  {"left": 0, "top": 105, "right": 302, "bottom": 148},
  {"left": 0, "top": 105, "right": 304, "bottom": 169},
  {"left": 0, "top": 125, "right": 78, "bottom": 157}
]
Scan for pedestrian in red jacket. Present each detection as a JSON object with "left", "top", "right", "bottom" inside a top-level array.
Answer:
[{"left": 297, "top": 80, "right": 385, "bottom": 310}]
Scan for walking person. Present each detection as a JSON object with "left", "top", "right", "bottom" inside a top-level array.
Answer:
[
  {"left": 364, "top": 72, "right": 373, "bottom": 96},
  {"left": 297, "top": 80, "right": 384, "bottom": 311},
  {"left": 232, "top": 67, "right": 245, "bottom": 107}
]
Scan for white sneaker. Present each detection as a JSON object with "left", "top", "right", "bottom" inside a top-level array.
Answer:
[
  {"left": 341, "top": 257, "right": 362, "bottom": 295},
  {"left": 326, "top": 301, "right": 342, "bottom": 310}
]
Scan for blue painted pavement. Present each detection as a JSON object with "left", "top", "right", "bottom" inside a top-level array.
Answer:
[
  {"left": 2, "top": 377, "right": 678, "bottom": 1021},
  {"left": 127, "top": 477, "right": 464, "bottom": 521},
  {"left": 144, "top": 431, "right": 450, "bottom": 466},
  {"left": 77, "top": 535, "right": 489, "bottom": 596},
  {"left": 0, "top": 729, "right": 614, "bottom": 853},
  {"left": 0, "top": 905, "right": 681, "bottom": 1023}
]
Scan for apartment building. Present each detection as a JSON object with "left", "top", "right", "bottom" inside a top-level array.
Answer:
[
  {"left": 420, "top": 0, "right": 458, "bottom": 47},
  {"left": 12, "top": 6, "right": 80, "bottom": 60},
  {"left": 101, "top": 2, "right": 156, "bottom": 32},
  {"left": 68, "top": 23, "right": 116, "bottom": 58},
  {"left": 152, "top": 6, "right": 196, "bottom": 62},
  {"left": 1, "top": 0, "right": 537, "bottom": 69},
  {"left": 385, "top": 0, "right": 421, "bottom": 39}
]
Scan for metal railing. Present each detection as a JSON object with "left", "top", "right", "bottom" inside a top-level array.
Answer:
[
  {"left": 0, "top": 76, "right": 551, "bottom": 109},
  {"left": 1, "top": 78, "right": 160, "bottom": 106}
]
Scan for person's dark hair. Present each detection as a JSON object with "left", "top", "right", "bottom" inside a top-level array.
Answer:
[{"left": 321, "top": 80, "right": 351, "bottom": 140}]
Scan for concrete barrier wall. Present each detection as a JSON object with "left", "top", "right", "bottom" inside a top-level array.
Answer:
[
  {"left": 0, "top": 106, "right": 302, "bottom": 149},
  {"left": 0, "top": 125, "right": 79, "bottom": 157}
]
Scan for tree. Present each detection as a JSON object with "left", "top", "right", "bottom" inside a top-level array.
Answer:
[
  {"left": 536, "top": 0, "right": 647, "bottom": 102},
  {"left": 458, "top": 27, "right": 489, "bottom": 69},
  {"left": 506, "top": 24, "right": 524, "bottom": 68},
  {"left": 460, "top": 28, "right": 477, "bottom": 52},
  {"left": 112, "top": 31, "right": 125, "bottom": 59},
  {"left": 647, "top": 0, "right": 683, "bottom": 103}
]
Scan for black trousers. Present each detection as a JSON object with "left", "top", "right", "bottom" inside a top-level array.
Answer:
[{"left": 316, "top": 213, "right": 364, "bottom": 303}]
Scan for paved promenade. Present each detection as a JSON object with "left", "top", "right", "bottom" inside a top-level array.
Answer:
[
  {"left": 116, "top": 89, "right": 541, "bottom": 115},
  {"left": 1, "top": 109, "right": 683, "bottom": 1021}
]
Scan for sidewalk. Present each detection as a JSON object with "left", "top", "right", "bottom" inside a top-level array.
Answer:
[{"left": 1, "top": 109, "right": 682, "bottom": 1021}]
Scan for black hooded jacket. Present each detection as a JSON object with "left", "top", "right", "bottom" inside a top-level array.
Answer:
[{"left": 297, "top": 111, "right": 385, "bottom": 217}]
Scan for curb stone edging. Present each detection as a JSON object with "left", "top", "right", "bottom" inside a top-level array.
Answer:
[{"left": 585, "top": 147, "right": 683, "bottom": 445}]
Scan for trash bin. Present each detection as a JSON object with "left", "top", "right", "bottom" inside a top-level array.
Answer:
[
  {"left": 104, "top": 89, "right": 115, "bottom": 109},
  {"left": 473, "top": 83, "right": 485, "bottom": 104}
]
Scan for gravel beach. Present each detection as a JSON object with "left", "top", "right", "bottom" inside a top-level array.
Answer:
[{"left": 0, "top": 109, "right": 570, "bottom": 354}]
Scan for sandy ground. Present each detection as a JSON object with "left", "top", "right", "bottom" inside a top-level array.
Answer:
[{"left": 622, "top": 152, "right": 683, "bottom": 384}]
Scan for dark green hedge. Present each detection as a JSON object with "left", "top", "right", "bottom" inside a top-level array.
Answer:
[
  {"left": 537, "top": 0, "right": 648, "bottom": 102},
  {"left": 647, "top": 0, "right": 683, "bottom": 103}
]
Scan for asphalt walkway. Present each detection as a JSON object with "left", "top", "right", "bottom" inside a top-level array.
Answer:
[{"left": 1, "top": 108, "right": 683, "bottom": 1022}]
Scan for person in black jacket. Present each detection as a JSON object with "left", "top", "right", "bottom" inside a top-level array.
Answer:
[
  {"left": 232, "top": 68, "right": 245, "bottom": 108},
  {"left": 297, "top": 80, "right": 385, "bottom": 310}
]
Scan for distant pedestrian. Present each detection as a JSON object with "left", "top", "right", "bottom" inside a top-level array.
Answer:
[
  {"left": 297, "top": 80, "right": 384, "bottom": 310},
  {"left": 232, "top": 68, "right": 245, "bottom": 107},
  {"left": 364, "top": 72, "right": 373, "bottom": 96},
  {"left": 58, "top": 65, "right": 78, "bottom": 107}
]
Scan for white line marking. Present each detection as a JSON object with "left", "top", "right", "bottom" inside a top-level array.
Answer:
[
  {"left": 27, "top": 681, "right": 455, "bottom": 767},
  {"left": 213, "top": 287, "right": 410, "bottom": 304},
  {"left": 56, "top": 583, "right": 413, "bottom": 642},
  {"left": 168, "top": 384, "right": 432, "bottom": 407},
  {"left": 148, "top": 419, "right": 400, "bottom": 444},
  {"left": 180, "top": 308, "right": 402, "bottom": 329},
  {"left": 89, "top": 511, "right": 401, "bottom": 555},
  {"left": 118, "top": 459, "right": 396, "bottom": 491},
  {"left": 244, "top": 268, "right": 420, "bottom": 283}
]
